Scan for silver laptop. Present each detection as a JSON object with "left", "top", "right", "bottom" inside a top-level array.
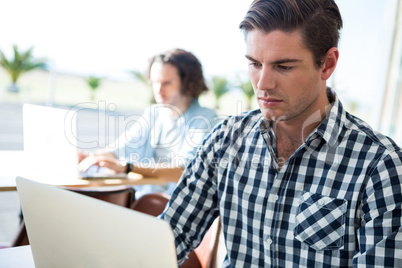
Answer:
[
  {"left": 22, "top": 104, "right": 126, "bottom": 181},
  {"left": 15, "top": 176, "right": 177, "bottom": 268}
]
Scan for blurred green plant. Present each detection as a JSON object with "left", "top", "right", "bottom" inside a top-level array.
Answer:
[
  {"left": 0, "top": 45, "right": 47, "bottom": 92},
  {"left": 238, "top": 79, "right": 254, "bottom": 110},
  {"left": 86, "top": 76, "right": 102, "bottom": 101},
  {"left": 211, "top": 76, "right": 229, "bottom": 109},
  {"left": 131, "top": 70, "right": 149, "bottom": 84}
]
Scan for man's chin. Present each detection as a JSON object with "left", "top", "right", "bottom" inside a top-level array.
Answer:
[{"left": 261, "top": 110, "right": 286, "bottom": 122}]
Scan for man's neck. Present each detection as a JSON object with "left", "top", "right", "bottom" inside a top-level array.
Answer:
[
  {"left": 169, "top": 97, "right": 193, "bottom": 118},
  {"left": 274, "top": 90, "right": 333, "bottom": 168}
]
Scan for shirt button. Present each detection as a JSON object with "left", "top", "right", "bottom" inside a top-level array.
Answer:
[
  {"left": 267, "top": 237, "right": 273, "bottom": 245},
  {"left": 269, "top": 194, "right": 278, "bottom": 202}
]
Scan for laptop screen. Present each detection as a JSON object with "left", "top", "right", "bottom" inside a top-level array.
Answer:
[
  {"left": 16, "top": 176, "right": 178, "bottom": 267},
  {"left": 23, "top": 104, "right": 80, "bottom": 182}
]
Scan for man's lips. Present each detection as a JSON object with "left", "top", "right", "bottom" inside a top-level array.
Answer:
[{"left": 258, "top": 97, "right": 282, "bottom": 107}]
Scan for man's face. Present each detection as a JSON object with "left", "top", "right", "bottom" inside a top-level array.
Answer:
[
  {"left": 246, "top": 30, "right": 328, "bottom": 124},
  {"left": 150, "top": 62, "right": 184, "bottom": 107}
]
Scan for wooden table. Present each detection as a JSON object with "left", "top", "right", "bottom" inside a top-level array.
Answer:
[{"left": 0, "top": 150, "right": 169, "bottom": 192}]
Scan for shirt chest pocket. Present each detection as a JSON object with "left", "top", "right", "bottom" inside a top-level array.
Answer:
[{"left": 293, "top": 192, "right": 348, "bottom": 251}]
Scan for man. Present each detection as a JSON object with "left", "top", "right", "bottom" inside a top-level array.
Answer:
[
  {"left": 79, "top": 49, "right": 217, "bottom": 196},
  {"left": 160, "top": 0, "right": 402, "bottom": 267}
]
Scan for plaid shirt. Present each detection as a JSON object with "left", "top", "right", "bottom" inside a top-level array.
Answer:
[{"left": 161, "top": 89, "right": 402, "bottom": 267}]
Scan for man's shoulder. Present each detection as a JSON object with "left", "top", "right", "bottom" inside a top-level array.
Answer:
[
  {"left": 216, "top": 109, "right": 262, "bottom": 131},
  {"left": 186, "top": 102, "right": 216, "bottom": 118},
  {"left": 344, "top": 112, "right": 401, "bottom": 153},
  {"left": 195, "top": 105, "right": 217, "bottom": 117},
  {"left": 201, "top": 109, "right": 263, "bottom": 149}
]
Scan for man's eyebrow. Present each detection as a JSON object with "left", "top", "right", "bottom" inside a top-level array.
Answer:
[
  {"left": 271, "top": 58, "right": 301, "bottom": 65},
  {"left": 245, "top": 55, "right": 258, "bottom": 62},
  {"left": 245, "top": 55, "right": 301, "bottom": 65}
]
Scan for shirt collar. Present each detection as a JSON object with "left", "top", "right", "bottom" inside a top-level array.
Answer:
[
  {"left": 314, "top": 87, "right": 345, "bottom": 147},
  {"left": 259, "top": 87, "right": 345, "bottom": 147},
  {"left": 181, "top": 99, "right": 199, "bottom": 120},
  {"left": 162, "top": 99, "right": 199, "bottom": 122},
  {"left": 184, "top": 99, "right": 199, "bottom": 114}
]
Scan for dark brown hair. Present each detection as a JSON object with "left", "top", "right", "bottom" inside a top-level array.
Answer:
[
  {"left": 147, "top": 48, "right": 208, "bottom": 99},
  {"left": 239, "top": 0, "right": 343, "bottom": 68}
]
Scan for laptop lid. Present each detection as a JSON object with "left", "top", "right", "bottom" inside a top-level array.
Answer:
[
  {"left": 16, "top": 176, "right": 177, "bottom": 268},
  {"left": 22, "top": 104, "right": 126, "bottom": 181},
  {"left": 22, "top": 104, "right": 81, "bottom": 182}
]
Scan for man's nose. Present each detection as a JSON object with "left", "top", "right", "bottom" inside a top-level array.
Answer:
[{"left": 257, "top": 67, "right": 276, "bottom": 91}]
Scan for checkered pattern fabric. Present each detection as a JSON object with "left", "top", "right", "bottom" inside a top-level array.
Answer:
[{"left": 161, "top": 89, "right": 402, "bottom": 267}]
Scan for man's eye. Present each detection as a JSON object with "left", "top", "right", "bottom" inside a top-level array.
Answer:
[
  {"left": 249, "top": 62, "right": 261, "bottom": 67},
  {"left": 278, "top": 65, "right": 293, "bottom": 71}
]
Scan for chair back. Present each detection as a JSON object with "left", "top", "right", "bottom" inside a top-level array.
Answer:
[
  {"left": 11, "top": 185, "right": 136, "bottom": 247},
  {"left": 129, "top": 192, "right": 170, "bottom": 216},
  {"left": 66, "top": 186, "right": 135, "bottom": 208},
  {"left": 10, "top": 219, "right": 29, "bottom": 247}
]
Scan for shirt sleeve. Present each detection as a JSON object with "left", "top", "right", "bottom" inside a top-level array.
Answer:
[
  {"left": 354, "top": 150, "right": 402, "bottom": 267},
  {"left": 160, "top": 119, "right": 226, "bottom": 265}
]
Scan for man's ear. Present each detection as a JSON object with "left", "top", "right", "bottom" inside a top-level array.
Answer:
[{"left": 321, "top": 47, "right": 339, "bottom": 80}]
